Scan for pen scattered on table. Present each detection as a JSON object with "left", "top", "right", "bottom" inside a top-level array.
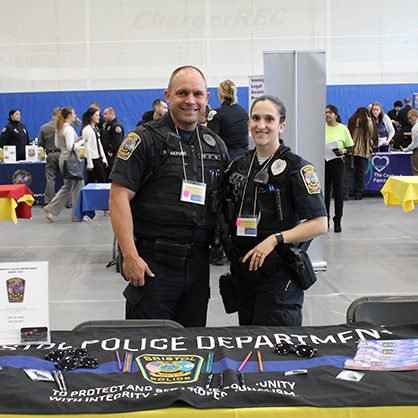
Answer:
[
  {"left": 257, "top": 350, "right": 263, "bottom": 373},
  {"left": 116, "top": 350, "right": 122, "bottom": 371},
  {"left": 123, "top": 352, "right": 133, "bottom": 373},
  {"left": 206, "top": 352, "right": 213, "bottom": 374},
  {"left": 53, "top": 370, "right": 67, "bottom": 392},
  {"left": 218, "top": 370, "right": 224, "bottom": 389},
  {"left": 238, "top": 351, "right": 252, "bottom": 372},
  {"left": 238, "top": 371, "right": 245, "bottom": 388},
  {"left": 206, "top": 372, "right": 214, "bottom": 389}
]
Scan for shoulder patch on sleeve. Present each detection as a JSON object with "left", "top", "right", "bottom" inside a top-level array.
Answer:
[
  {"left": 207, "top": 110, "right": 217, "bottom": 122},
  {"left": 300, "top": 164, "right": 321, "bottom": 194},
  {"left": 2, "top": 127, "right": 6, "bottom": 133},
  {"left": 117, "top": 132, "right": 141, "bottom": 161},
  {"left": 115, "top": 126, "right": 122, "bottom": 133}
]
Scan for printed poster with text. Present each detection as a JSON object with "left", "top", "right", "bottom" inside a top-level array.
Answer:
[{"left": 0, "top": 261, "right": 50, "bottom": 345}]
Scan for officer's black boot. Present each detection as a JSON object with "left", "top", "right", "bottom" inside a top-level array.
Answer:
[{"left": 333, "top": 217, "right": 342, "bottom": 233}]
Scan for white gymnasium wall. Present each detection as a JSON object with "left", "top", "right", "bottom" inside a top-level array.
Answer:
[{"left": 0, "top": 0, "right": 417, "bottom": 93}]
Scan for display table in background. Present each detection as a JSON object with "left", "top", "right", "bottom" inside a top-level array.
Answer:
[
  {"left": 0, "top": 184, "right": 34, "bottom": 223},
  {"left": 381, "top": 175, "right": 418, "bottom": 212},
  {"left": 363, "top": 151, "right": 412, "bottom": 193},
  {"left": 74, "top": 183, "right": 110, "bottom": 220}
]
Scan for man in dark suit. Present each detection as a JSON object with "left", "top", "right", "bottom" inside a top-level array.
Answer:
[{"left": 393, "top": 98, "right": 413, "bottom": 149}]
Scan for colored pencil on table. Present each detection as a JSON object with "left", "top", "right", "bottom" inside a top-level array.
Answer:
[
  {"left": 238, "top": 351, "right": 252, "bottom": 372},
  {"left": 257, "top": 350, "right": 263, "bottom": 372}
]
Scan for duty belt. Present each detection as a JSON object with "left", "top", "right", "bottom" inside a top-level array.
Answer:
[
  {"left": 136, "top": 238, "right": 209, "bottom": 268},
  {"left": 47, "top": 149, "right": 61, "bottom": 154}
]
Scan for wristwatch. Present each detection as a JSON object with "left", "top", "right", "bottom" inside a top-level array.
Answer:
[{"left": 275, "top": 233, "right": 284, "bottom": 246}]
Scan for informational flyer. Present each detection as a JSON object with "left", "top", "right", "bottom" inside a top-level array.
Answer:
[
  {"left": 0, "top": 262, "right": 50, "bottom": 345},
  {"left": 3, "top": 145, "right": 16, "bottom": 163},
  {"left": 25, "top": 145, "right": 39, "bottom": 162}
]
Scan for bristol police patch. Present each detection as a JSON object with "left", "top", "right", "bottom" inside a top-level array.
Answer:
[
  {"left": 136, "top": 354, "right": 204, "bottom": 384},
  {"left": 6, "top": 277, "right": 26, "bottom": 303},
  {"left": 300, "top": 165, "right": 321, "bottom": 194},
  {"left": 207, "top": 110, "right": 217, "bottom": 121},
  {"left": 115, "top": 126, "right": 122, "bottom": 133},
  {"left": 117, "top": 132, "right": 141, "bottom": 161}
]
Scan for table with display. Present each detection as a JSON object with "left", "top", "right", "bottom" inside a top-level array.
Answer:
[
  {"left": 1, "top": 322, "right": 418, "bottom": 417},
  {"left": 0, "top": 184, "right": 34, "bottom": 223},
  {"left": 74, "top": 183, "right": 111, "bottom": 221},
  {"left": 362, "top": 151, "right": 412, "bottom": 193},
  {"left": 381, "top": 175, "right": 418, "bottom": 212}
]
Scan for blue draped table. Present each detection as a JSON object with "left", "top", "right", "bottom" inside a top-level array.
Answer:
[{"left": 74, "top": 183, "right": 110, "bottom": 220}]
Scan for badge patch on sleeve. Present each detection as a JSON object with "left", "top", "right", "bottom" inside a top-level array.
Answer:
[
  {"left": 300, "top": 165, "right": 321, "bottom": 194},
  {"left": 115, "top": 126, "right": 122, "bottom": 133},
  {"left": 117, "top": 132, "right": 141, "bottom": 161}
]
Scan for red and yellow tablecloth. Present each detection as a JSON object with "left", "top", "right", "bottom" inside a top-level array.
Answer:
[
  {"left": 0, "top": 184, "right": 34, "bottom": 223},
  {"left": 381, "top": 176, "right": 418, "bottom": 213}
]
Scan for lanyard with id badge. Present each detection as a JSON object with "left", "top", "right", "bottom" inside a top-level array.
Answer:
[
  {"left": 179, "top": 128, "right": 207, "bottom": 205},
  {"left": 236, "top": 152, "right": 273, "bottom": 237}
]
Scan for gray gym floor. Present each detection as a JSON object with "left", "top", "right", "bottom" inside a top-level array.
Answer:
[{"left": 1, "top": 195, "right": 417, "bottom": 330}]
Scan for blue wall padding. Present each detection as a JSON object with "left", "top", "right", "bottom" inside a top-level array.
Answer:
[{"left": 0, "top": 84, "right": 416, "bottom": 139}]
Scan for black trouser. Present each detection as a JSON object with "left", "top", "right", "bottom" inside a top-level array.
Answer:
[
  {"left": 325, "top": 157, "right": 345, "bottom": 221},
  {"left": 123, "top": 246, "right": 210, "bottom": 327},
  {"left": 343, "top": 155, "right": 368, "bottom": 199},
  {"left": 87, "top": 158, "right": 107, "bottom": 184}
]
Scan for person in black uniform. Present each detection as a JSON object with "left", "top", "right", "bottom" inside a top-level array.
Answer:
[
  {"left": 109, "top": 66, "right": 230, "bottom": 327},
  {"left": 0, "top": 109, "right": 30, "bottom": 160},
  {"left": 101, "top": 107, "right": 125, "bottom": 181},
  {"left": 223, "top": 95, "right": 328, "bottom": 327},
  {"left": 207, "top": 79, "right": 249, "bottom": 160},
  {"left": 393, "top": 98, "right": 413, "bottom": 149}
]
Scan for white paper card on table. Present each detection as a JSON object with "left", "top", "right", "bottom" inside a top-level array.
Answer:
[
  {"left": 4, "top": 145, "right": 16, "bottom": 163},
  {"left": 0, "top": 261, "right": 50, "bottom": 345},
  {"left": 25, "top": 145, "right": 39, "bottom": 162}
]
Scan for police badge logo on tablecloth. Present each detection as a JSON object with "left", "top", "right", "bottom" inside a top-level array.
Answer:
[
  {"left": 136, "top": 354, "right": 203, "bottom": 384},
  {"left": 117, "top": 132, "right": 141, "bottom": 161},
  {"left": 202, "top": 133, "right": 216, "bottom": 147},
  {"left": 300, "top": 165, "right": 321, "bottom": 194},
  {"left": 12, "top": 169, "right": 32, "bottom": 186},
  {"left": 271, "top": 159, "right": 287, "bottom": 176},
  {"left": 6, "top": 277, "right": 26, "bottom": 303}
]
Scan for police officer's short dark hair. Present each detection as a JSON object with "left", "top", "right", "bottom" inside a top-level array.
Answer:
[
  {"left": 250, "top": 95, "right": 286, "bottom": 124},
  {"left": 394, "top": 100, "right": 403, "bottom": 108}
]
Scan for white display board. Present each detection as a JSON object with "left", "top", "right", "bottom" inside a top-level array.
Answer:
[{"left": 0, "top": 262, "right": 50, "bottom": 345}]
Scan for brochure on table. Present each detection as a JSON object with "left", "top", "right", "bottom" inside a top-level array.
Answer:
[
  {"left": 25, "top": 145, "right": 40, "bottom": 162},
  {"left": 3, "top": 145, "right": 16, "bottom": 163},
  {"left": 0, "top": 261, "right": 50, "bottom": 345}
]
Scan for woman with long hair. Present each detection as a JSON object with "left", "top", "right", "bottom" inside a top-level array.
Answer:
[
  {"left": 81, "top": 107, "right": 108, "bottom": 184},
  {"left": 43, "top": 107, "right": 88, "bottom": 222},
  {"left": 370, "top": 101, "right": 394, "bottom": 152},
  {"left": 207, "top": 79, "right": 249, "bottom": 160},
  {"left": 343, "top": 107, "right": 377, "bottom": 200},
  {"left": 325, "top": 105, "right": 354, "bottom": 232}
]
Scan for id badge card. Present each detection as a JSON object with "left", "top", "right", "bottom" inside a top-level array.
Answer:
[
  {"left": 181, "top": 180, "right": 206, "bottom": 205},
  {"left": 236, "top": 213, "right": 260, "bottom": 237}
]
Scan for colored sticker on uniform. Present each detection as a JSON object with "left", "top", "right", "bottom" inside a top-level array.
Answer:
[
  {"left": 207, "top": 110, "right": 217, "bottom": 121},
  {"left": 300, "top": 165, "right": 321, "bottom": 194},
  {"left": 202, "top": 133, "right": 216, "bottom": 147},
  {"left": 136, "top": 354, "right": 204, "bottom": 384},
  {"left": 115, "top": 126, "right": 122, "bottom": 133},
  {"left": 271, "top": 159, "right": 287, "bottom": 176},
  {"left": 117, "top": 132, "right": 141, "bottom": 161}
]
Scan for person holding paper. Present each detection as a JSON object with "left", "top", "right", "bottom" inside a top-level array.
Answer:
[
  {"left": 222, "top": 95, "right": 328, "bottom": 326},
  {"left": 0, "top": 109, "right": 30, "bottom": 161},
  {"left": 325, "top": 105, "right": 353, "bottom": 233}
]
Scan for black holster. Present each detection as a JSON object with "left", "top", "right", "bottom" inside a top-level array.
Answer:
[{"left": 285, "top": 246, "right": 317, "bottom": 290}]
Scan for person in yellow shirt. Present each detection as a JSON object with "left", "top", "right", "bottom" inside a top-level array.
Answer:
[{"left": 325, "top": 105, "right": 354, "bottom": 232}]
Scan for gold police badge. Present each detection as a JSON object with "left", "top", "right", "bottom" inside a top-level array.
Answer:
[
  {"left": 300, "top": 165, "right": 321, "bottom": 194},
  {"left": 136, "top": 354, "right": 204, "bottom": 384}
]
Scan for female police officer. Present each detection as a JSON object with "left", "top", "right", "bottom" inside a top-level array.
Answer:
[{"left": 223, "top": 95, "right": 328, "bottom": 326}]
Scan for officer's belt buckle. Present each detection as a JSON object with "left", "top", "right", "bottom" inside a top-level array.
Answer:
[{"left": 154, "top": 239, "right": 191, "bottom": 257}]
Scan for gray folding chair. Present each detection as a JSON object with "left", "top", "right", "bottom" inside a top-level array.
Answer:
[
  {"left": 346, "top": 295, "right": 418, "bottom": 326},
  {"left": 72, "top": 319, "right": 183, "bottom": 332}
]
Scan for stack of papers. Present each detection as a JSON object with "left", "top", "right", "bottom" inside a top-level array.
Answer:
[{"left": 344, "top": 339, "right": 418, "bottom": 371}]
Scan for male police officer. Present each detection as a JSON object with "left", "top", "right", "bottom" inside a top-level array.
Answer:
[
  {"left": 101, "top": 107, "right": 124, "bottom": 180},
  {"left": 109, "top": 66, "right": 230, "bottom": 327}
]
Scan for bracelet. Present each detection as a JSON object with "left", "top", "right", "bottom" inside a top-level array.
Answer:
[{"left": 275, "top": 233, "right": 284, "bottom": 246}]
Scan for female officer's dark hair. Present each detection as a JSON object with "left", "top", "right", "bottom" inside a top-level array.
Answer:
[
  {"left": 326, "top": 104, "right": 342, "bottom": 123},
  {"left": 250, "top": 95, "right": 286, "bottom": 124}
]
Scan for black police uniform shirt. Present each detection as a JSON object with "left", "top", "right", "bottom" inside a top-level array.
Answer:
[
  {"left": 207, "top": 102, "right": 249, "bottom": 150},
  {"left": 101, "top": 117, "right": 124, "bottom": 155},
  {"left": 227, "top": 141, "right": 327, "bottom": 248},
  {"left": 0, "top": 120, "right": 30, "bottom": 160},
  {"left": 109, "top": 111, "right": 230, "bottom": 243}
]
